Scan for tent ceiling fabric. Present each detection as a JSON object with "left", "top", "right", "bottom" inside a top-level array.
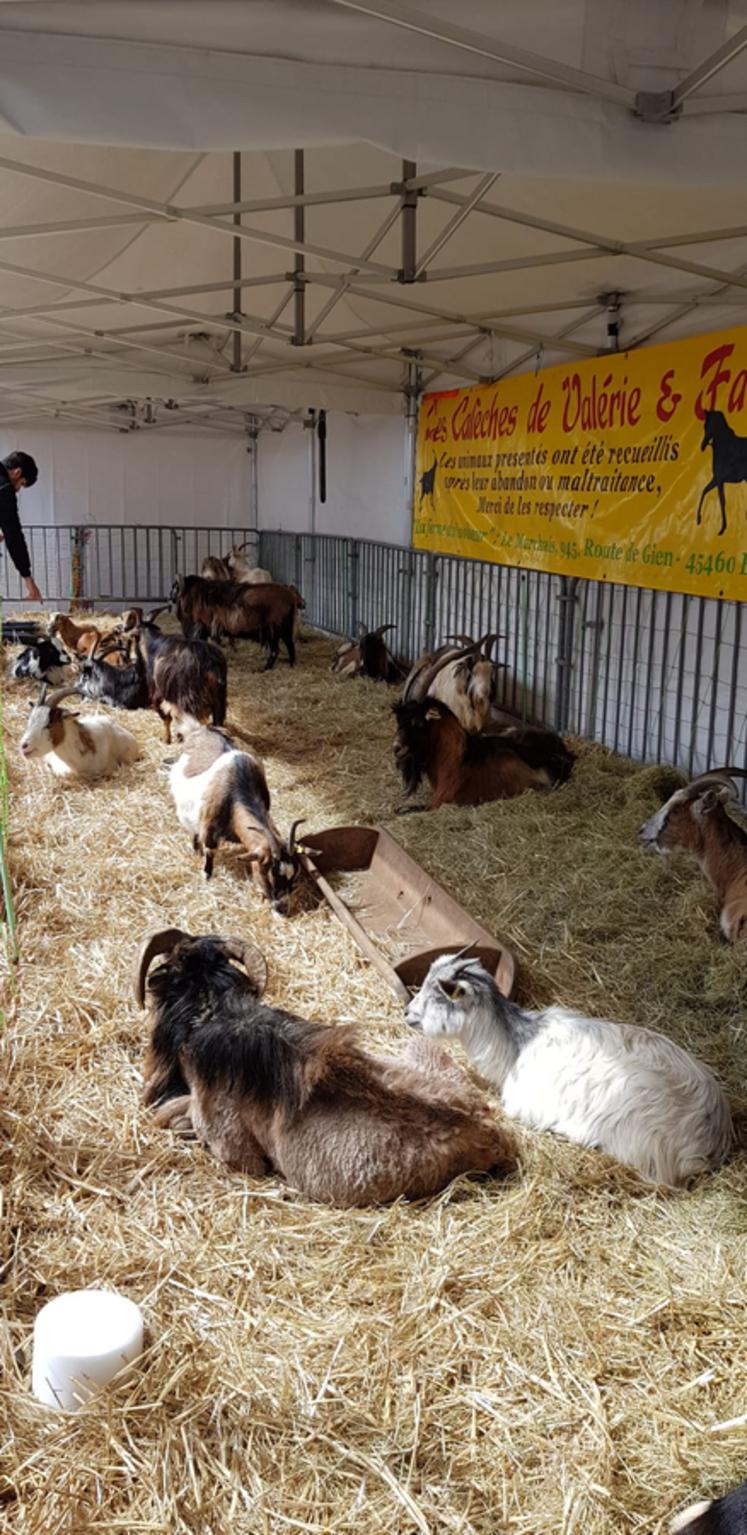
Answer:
[{"left": 0, "top": 2, "right": 747, "bottom": 431}]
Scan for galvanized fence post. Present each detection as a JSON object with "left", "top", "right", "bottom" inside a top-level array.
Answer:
[
  {"left": 423, "top": 551, "right": 438, "bottom": 652},
  {"left": 555, "top": 576, "right": 578, "bottom": 733},
  {"left": 348, "top": 538, "right": 359, "bottom": 637}
]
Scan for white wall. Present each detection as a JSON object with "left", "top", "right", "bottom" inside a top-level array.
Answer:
[
  {"left": 0, "top": 426, "right": 251, "bottom": 529},
  {"left": 258, "top": 412, "right": 410, "bottom": 546}
]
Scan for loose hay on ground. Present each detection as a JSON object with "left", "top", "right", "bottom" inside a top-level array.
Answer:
[{"left": 1, "top": 622, "right": 746, "bottom": 1534}]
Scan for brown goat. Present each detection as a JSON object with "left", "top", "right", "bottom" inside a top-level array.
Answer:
[
  {"left": 330, "top": 623, "right": 402, "bottom": 682},
  {"left": 171, "top": 575, "right": 297, "bottom": 668},
  {"left": 48, "top": 611, "right": 107, "bottom": 660},
  {"left": 393, "top": 698, "right": 574, "bottom": 810},
  {"left": 640, "top": 767, "right": 747, "bottom": 941},
  {"left": 137, "top": 930, "right": 517, "bottom": 1206}
]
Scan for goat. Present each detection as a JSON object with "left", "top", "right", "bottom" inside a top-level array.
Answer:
[
  {"left": 137, "top": 929, "right": 517, "bottom": 1206},
  {"left": 171, "top": 575, "right": 297, "bottom": 668},
  {"left": 19, "top": 683, "right": 140, "bottom": 779},
  {"left": 402, "top": 632, "right": 502, "bottom": 734},
  {"left": 405, "top": 953, "right": 732, "bottom": 1187},
  {"left": 640, "top": 767, "right": 747, "bottom": 942},
  {"left": 168, "top": 724, "right": 299, "bottom": 909},
  {"left": 226, "top": 543, "right": 273, "bottom": 584},
  {"left": 76, "top": 642, "right": 151, "bottom": 713},
  {"left": 128, "top": 617, "right": 227, "bottom": 744},
  {"left": 696, "top": 411, "right": 747, "bottom": 537},
  {"left": 671, "top": 1481, "right": 747, "bottom": 1534},
  {"left": 9, "top": 635, "right": 71, "bottom": 685},
  {"left": 393, "top": 696, "right": 573, "bottom": 810},
  {"left": 201, "top": 554, "right": 232, "bottom": 582},
  {"left": 47, "top": 611, "right": 106, "bottom": 660},
  {"left": 330, "top": 623, "right": 403, "bottom": 682}
]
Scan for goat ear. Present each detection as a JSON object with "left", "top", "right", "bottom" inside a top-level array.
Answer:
[
  {"left": 438, "top": 979, "right": 466, "bottom": 1000},
  {"left": 693, "top": 786, "right": 730, "bottom": 817}
]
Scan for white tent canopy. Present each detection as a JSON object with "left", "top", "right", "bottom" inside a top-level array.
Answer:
[{"left": 0, "top": 1, "right": 747, "bottom": 432}]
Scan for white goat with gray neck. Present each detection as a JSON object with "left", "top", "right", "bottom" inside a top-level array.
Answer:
[
  {"left": 404, "top": 954, "right": 732, "bottom": 1187},
  {"left": 19, "top": 684, "right": 140, "bottom": 779}
]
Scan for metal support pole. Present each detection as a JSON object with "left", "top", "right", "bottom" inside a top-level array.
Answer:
[
  {"left": 247, "top": 417, "right": 259, "bottom": 529},
  {"left": 348, "top": 537, "right": 359, "bottom": 637},
  {"left": 400, "top": 159, "right": 417, "bottom": 283},
  {"left": 293, "top": 149, "right": 305, "bottom": 346},
  {"left": 232, "top": 152, "right": 242, "bottom": 373},
  {"left": 404, "top": 354, "right": 422, "bottom": 528},
  {"left": 423, "top": 551, "right": 438, "bottom": 650}
]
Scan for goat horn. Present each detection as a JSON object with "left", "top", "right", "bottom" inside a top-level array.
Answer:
[
  {"left": 147, "top": 605, "right": 168, "bottom": 622},
  {"left": 218, "top": 935, "right": 268, "bottom": 997},
  {"left": 288, "top": 817, "right": 306, "bottom": 852},
  {"left": 43, "top": 684, "right": 81, "bottom": 709},
  {"left": 444, "top": 633, "right": 475, "bottom": 646},
  {"left": 373, "top": 623, "right": 396, "bottom": 638},
  {"left": 684, "top": 766, "right": 747, "bottom": 800},
  {"left": 134, "top": 927, "right": 190, "bottom": 1008}
]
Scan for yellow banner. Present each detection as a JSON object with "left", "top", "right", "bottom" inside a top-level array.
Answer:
[{"left": 413, "top": 326, "right": 747, "bottom": 601}]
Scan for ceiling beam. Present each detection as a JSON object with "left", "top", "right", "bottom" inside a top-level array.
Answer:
[
  {"left": 671, "top": 22, "right": 747, "bottom": 108},
  {"left": 324, "top": 0, "right": 635, "bottom": 107},
  {"left": 414, "top": 172, "right": 498, "bottom": 278}
]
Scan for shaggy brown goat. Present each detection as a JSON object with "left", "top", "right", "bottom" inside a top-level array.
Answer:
[
  {"left": 171, "top": 575, "right": 298, "bottom": 668},
  {"left": 137, "top": 929, "right": 517, "bottom": 1206},
  {"left": 640, "top": 767, "right": 747, "bottom": 942},
  {"left": 393, "top": 698, "right": 574, "bottom": 810},
  {"left": 201, "top": 554, "right": 232, "bottom": 582}
]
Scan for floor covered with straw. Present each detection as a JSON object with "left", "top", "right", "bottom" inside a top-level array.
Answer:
[{"left": 1, "top": 622, "right": 745, "bottom": 1535}]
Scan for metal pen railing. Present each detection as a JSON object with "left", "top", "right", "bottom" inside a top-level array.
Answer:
[{"left": 260, "top": 528, "right": 747, "bottom": 781}]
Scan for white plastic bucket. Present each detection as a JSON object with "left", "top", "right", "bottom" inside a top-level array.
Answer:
[{"left": 32, "top": 1290, "right": 144, "bottom": 1410}]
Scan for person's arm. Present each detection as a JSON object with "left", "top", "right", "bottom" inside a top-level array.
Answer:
[{"left": 0, "top": 481, "right": 42, "bottom": 601}]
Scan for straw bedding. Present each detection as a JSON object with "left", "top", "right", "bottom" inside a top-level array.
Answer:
[{"left": 1, "top": 620, "right": 745, "bottom": 1535}]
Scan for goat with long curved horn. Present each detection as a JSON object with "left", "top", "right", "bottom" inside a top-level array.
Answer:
[{"left": 640, "top": 766, "right": 747, "bottom": 942}]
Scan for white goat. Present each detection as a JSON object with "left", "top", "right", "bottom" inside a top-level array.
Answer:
[
  {"left": 19, "top": 684, "right": 140, "bottom": 780},
  {"left": 226, "top": 543, "right": 273, "bottom": 585},
  {"left": 405, "top": 954, "right": 732, "bottom": 1187}
]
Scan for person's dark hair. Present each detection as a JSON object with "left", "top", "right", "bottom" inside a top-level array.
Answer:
[{"left": 2, "top": 450, "right": 38, "bottom": 487}]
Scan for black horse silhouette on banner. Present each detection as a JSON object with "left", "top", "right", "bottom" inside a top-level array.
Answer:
[{"left": 697, "top": 410, "right": 747, "bottom": 536}]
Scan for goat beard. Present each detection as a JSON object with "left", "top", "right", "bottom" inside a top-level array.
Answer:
[{"left": 393, "top": 737, "right": 423, "bottom": 795}]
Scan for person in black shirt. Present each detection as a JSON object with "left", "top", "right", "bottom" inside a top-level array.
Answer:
[{"left": 0, "top": 450, "right": 42, "bottom": 603}]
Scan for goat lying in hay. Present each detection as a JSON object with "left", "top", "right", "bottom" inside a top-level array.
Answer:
[
  {"left": 640, "top": 766, "right": 747, "bottom": 942},
  {"left": 169, "top": 724, "right": 300, "bottom": 910},
  {"left": 330, "top": 623, "right": 403, "bottom": 682},
  {"left": 137, "top": 929, "right": 517, "bottom": 1207},
  {"left": 405, "top": 953, "right": 733, "bottom": 1187},
  {"left": 393, "top": 697, "right": 574, "bottom": 810},
  {"left": 19, "top": 683, "right": 140, "bottom": 779},
  {"left": 9, "top": 635, "right": 70, "bottom": 685},
  {"left": 402, "top": 632, "right": 502, "bottom": 734},
  {"left": 77, "top": 622, "right": 227, "bottom": 743},
  {"left": 171, "top": 575, "right": 298, "bottom": 668}
]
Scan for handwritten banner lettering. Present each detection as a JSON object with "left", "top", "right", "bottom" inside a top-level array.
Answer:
[{"left": 412, "top": 327, "right": 747, "bottom": 601}]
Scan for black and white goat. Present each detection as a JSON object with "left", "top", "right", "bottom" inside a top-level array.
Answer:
[
  {"left": 19, "top": 683, "right": 140, "bottom": 779},
  {"left": 168, "top": 723, "right": 300, "bottom": 910},
  {"left": 9, "top": 635, "right": 71, "bottom": 685},
  {"left": 671, "top": 1480, "right": 747, "bottom": 1534},
  {"left": 404, "top": 954, "right": 732, "bottom": 1187},
  {"left": 137, "top": 929, "right": 516, "bottom": 1206},
  {"left": 402, "top": 633, "right": 502, "bottom": 735}
]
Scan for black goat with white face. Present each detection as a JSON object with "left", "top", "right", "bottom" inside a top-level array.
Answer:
[{"left": 9, "top": 636, "right": 71, "bottom": 685}]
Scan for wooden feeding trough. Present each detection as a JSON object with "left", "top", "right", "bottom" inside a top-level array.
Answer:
[{"left": 299, "top": 825, "right": 515, "bottom": 1003}]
